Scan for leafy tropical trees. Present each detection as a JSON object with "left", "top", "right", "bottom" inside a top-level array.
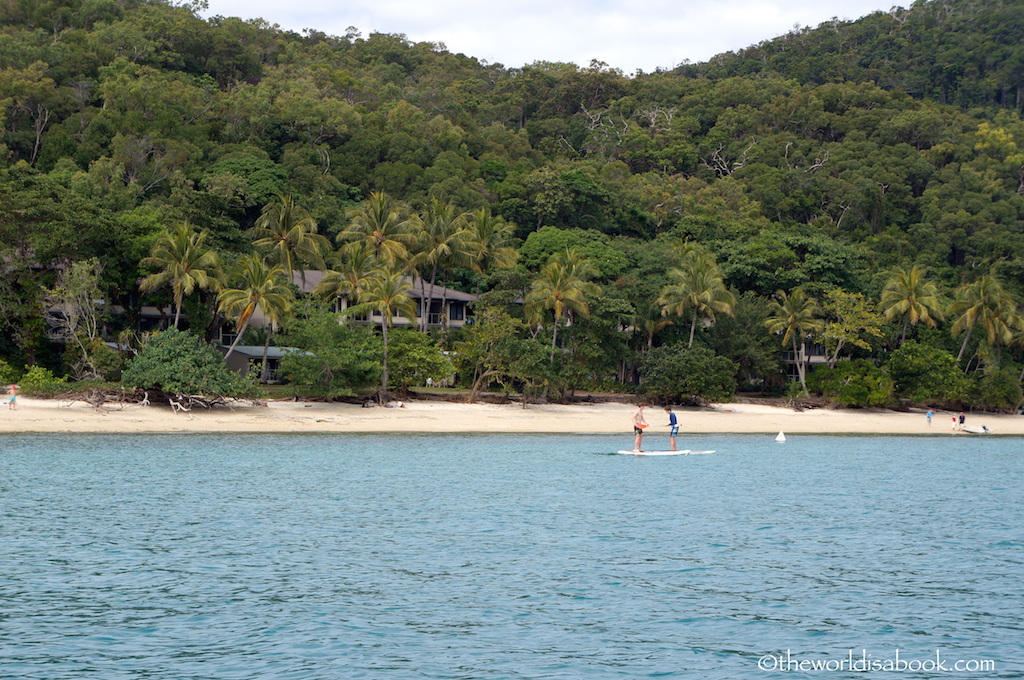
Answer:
[
  {"left": 886, "top": 341, "right": 969, "bottom": 406},
  {"left": 524, "top": 247, "right": 601, "bottom": 361},
  {"left": 121, "top": 328, "right": 253, "bottom": 398},
  {"left": 705, "top": 291, "right": 783, "bottom": 391},
  {"left": 504, "top": 334, "right": 563, "bottom": 403},
  {"left": 820, "top": 289, "right": 884, "bottom": 367},
  {"left": 0, "top": 61, "right": 63, "bottom": 166},
  {"left": 764, "top": 287, "right": 822, "bottom": 392},
  {"left": 217, "top": 254, "right": 293, "bottom": 359},
  {"left": 276, "top": 300, "right": 382, "bottom": 397},
  {"left": 880, "top": 265, "right": 944, "bottom": 346},
  {"left": 347, "top": 268, "right": 418, "bottom": 391},
  {"left": 968, "top": 368, "right": 1023, "bottom": 411},
  {"left": 0, "top": 359, "right": 18, "bottom": 385},
  {"left": 808, "top": 359, "right": 894, "bottom": 407},
  {"left": 139, "top": 222, "right": 223, "bottom": 329},
  {"left": 518, "top": 226, "right": 629, "bottom": 281},
  {"left": 337, "top": 191, "right": 417, "bottom": 268},
  {"left": 553, "top": 291, "right": 632, "bottom": 395},
  {"left": 639, "top": 344, "right": 737, "bottom": 405},
  {"left": 656, "top": 249, "right": 736, "bottom": 347},
  {"left": 42, "top": 258, "right": 106, "bottom": 379},
  {"left": 249, "top": 194, "right": 329, "bottom": 286},
  {"left": 948, "top": 275, "right": 1022, "bottom": 361},
  {"left": 387, "top": 329, "right": 455, "bottom": 393},
  {"left": 17, "top": 365, "right": 67, "bottom": 393},
  {"left": 454, "top": 307, "right": 532, "bottom": 403}
]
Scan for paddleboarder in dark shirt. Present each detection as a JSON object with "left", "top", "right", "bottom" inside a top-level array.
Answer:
[{"left": 665, "top": 406, "right": 679, "bottom": 451}]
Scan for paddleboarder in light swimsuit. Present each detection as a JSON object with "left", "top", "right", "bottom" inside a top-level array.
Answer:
[{"left": 633, "top": 403, "right": 648, "bottom": 452}]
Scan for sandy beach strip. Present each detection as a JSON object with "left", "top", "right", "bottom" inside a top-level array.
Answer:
[{"left": 0, "top": 397, "right": 1020, "bottom": 436}]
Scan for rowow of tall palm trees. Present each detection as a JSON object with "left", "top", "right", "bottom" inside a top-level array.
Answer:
[
  {"left": 249, "top": 194, "right": 329, "bottom": 287},
  {"left": 656, "top": 250, "right": 736, "bottom": 347},
  {"left": 139, "top": 221, "right": 224, "bottom": 329},
  {"left": 410, "top": 198, "right": 473, "bottom": 332},
  {"left": 524, "top": 248, "right": 600, "bottom": 361},
  {"left": 218, "top": 254, "right": 293, "bottom": 360},
  {"left": 337, "top": 191, "right": 417, "bottom": 268},
  {"left": 948, "top": 275, "right": 1021, "bottom": 361},
  {"left": 880, "top": 264, "right": 944, "bottom": 345},
  {"left": 346, "top": 267, "right": 418, "bottom": 392},
  {"left": 764, "top": 287, "right": 822, "bottom": 392},
  {"left": 313, "top": 242, "right": 379, "bottom": 315}
]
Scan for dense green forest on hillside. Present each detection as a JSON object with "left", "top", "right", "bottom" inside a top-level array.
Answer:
[
  {"left": 3, "top": 0, "right": 1024, "bottom": 408},
  {"left": 686, "top": 0, "right": 1024, "bottom": 110}
]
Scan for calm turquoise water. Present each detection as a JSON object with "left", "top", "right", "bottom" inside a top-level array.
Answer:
[{"left": 1, "top": 434, "right": 1021, "bottom": 679}]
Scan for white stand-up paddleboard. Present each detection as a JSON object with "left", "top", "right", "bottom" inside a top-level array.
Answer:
[{"left": 615, "top": 449, "right": 716, "bottom": 456}]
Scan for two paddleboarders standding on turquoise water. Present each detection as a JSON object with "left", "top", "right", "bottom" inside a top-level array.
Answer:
[{"left": 631, "top": 403, "right": 679, "bottom": 452}]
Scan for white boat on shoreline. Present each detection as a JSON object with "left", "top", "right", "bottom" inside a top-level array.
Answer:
[{"left": 957, "top": 424, "right": 991, "bottom": 434}]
